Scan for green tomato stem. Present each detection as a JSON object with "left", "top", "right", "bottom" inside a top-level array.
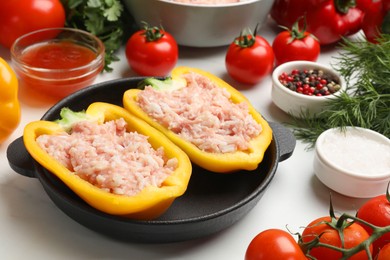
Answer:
[{"left": 301, "top": 212, "right": 390, "bottom": 259}]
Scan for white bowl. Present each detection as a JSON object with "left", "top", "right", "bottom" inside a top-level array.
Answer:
[
  {"left": 313, "top": 127, "right": 390, "bottom": 198},
  {"left": 123, "top": 0, "right": 274, "bottom": 47},
  {"left": 271, "top": 61, "right": 345, "bottom": 118}
]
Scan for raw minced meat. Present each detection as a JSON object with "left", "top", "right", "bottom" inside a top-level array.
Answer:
[
  {"left": 137, "top": 72, "right": 262, "bottom": 153},
  {"left": 36, "top": 118, "right": 178, "bottom": 196}
]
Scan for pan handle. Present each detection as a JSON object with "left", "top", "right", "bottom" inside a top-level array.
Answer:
[
  {"left": 7, "top": 136, "right": 36, "bottom": 178},
  {"left": 269, "top": 122, "right": 296, "bottom": 162}
]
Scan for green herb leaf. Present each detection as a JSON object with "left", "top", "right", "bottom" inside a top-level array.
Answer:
[
  {"left": 102, "top": 0, "right": 123, "bottom": 21},
  {"left": 87, "top": 0, "right": 101, "bottom": 8},
  {"left": 55, "top": 108, "right": 96, "bottom": 132},
  {"left": 138, "top": 77, "right": 186, "bottom": 91},
  {"left": 61, "top": 0, "right": 136, "bottom": 72}
]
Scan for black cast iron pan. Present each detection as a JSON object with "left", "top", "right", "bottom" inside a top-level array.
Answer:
[{"left": 7, "top": 77, "right": 296, "bottom": 243}]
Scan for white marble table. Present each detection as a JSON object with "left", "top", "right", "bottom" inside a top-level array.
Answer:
[{"left": 0, "top": 18, "right": 369, "bottom": 259}]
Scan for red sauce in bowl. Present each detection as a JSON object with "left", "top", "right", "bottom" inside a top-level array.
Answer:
[
  {"left": 11, "top": 28, "right": 105, "bottom": 103},
  {"left": 20, "top": 41, "right": 97, "bottom": 69}
]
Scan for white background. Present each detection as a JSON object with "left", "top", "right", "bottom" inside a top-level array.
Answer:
[{"left": 0, "top": 17, "right": 371, "bottom": 259}]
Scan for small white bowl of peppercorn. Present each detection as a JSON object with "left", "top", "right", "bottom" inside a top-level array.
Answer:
[{"left": 271, "top": 61, "right": 345, "bottom": 118}]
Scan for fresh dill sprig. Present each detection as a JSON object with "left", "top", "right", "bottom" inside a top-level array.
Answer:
[{"left": 288, "top": 34, "right": 390, "bottom": 148}]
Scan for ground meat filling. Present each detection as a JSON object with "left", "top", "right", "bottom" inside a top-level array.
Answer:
[
  {"left": 137, "top": 72, "right": 262, "bottom": 153},
  {"left": 36, "top": 118, "right": 178, "bottom": 196}
]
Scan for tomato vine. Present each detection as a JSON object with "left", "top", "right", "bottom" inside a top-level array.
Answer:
[{"left": 299, "top": 192, "right": 390, "bottom": 260}]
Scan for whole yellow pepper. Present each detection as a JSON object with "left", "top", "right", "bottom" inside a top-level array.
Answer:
[
  {"left": 23, "top": 102, "right": 192, "bottom": 219},
  {"left": 123, "top": 66, "right": 273, "bottom": 173},
  {"left": 0, "top": 57, "right": 20, "bottom": 143}
]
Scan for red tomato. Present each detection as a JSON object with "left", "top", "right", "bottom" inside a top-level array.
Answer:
[
  {"left": 357, "top": 194, "right": 390, "bottom": 257},
  {"left": 302, "top": 216, "right": 372, "bottom": 260},
  {"left": 125, "top": 25, "right": 178, "bottom": 77},
  {"left": 356, "top": 0, "right": 373, "bottom": 12},
  {"left": 377, "top": 243, "right": 390, "bottom": 260},
  {"left": 225, "top": 31, "right": 274, "bottom": 85},
  {"left": 272, "top": 21, "right": 320, "bottom": 66},
  {"left": 0, "top": 0, "right": 65, "bottom": 49},
  {"left": 245, "top": 229, "right": 307, "bottom": 260}
]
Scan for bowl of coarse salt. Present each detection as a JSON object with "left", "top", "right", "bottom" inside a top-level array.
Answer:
[{"left": 313, "top": 127, "right": 390, "bottom": 198}]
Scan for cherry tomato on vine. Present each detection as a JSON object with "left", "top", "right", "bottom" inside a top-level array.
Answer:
[
  {"left": 125, "top": 23, "right": 178, "bottom": 77},
  {"left": 245, "top": 229, "right": 307, "bottom": 260},
  {"left": 302, "top": 216, "right": 372, "bottom": 260},
  {"left": 0, "top": 0, "right": 65, "bottom": 49},
  {"left": 357, "top": 193, "right": 390, "bottom": 257},
  {"left": 377, "top": 243, "right": 390, "bottom": 260},
  {"left": 225, "top": 28, "right": 274, "bottom": 85},
  {"left": 272, "top": 18, "right": 320, "bottom": 66}
]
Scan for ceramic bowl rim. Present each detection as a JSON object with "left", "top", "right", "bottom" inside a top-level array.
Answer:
[
  {"left": 272, "top": 60, "right": 345, "bottom": 101},
  {"left": 315, "top": 126, "right": 390, "bottom": 180},
  {"left": 10, "top": 27, "right": 105, "bottom": 77},
  {"left": 159, "top": 0, "right": 261, "bottom": 8}
]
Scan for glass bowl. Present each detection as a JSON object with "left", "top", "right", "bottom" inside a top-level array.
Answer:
[{"left": 11, "top": 27, "right": 105, "bottom": 102}]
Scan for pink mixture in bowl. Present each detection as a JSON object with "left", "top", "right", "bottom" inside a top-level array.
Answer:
[{"left": 171, "top": 0, "right": 239, "bottom": 4}]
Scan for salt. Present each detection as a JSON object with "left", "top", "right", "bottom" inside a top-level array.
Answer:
[{"left": 319, "top": 129, "right": 390, "bottom": 176}]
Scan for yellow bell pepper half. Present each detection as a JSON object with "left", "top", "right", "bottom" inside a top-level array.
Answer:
[
  {"left": 23, "top": 102, "right": 192, "bottom": 219},
  {"left": 123, "top": 66, "right": 273, "bottom": 173},
  {"left": 0, "top": 57, "right": 21, "bottom": 144}
]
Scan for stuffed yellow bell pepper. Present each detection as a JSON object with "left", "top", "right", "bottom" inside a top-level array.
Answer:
[
  {"left": 23, "top": 102, "right": 192, "bottom": 220},
  {"left": 0, "top": 57, "right": 20, "bottom": 144},
  {"left": 123, "top": 66, "right": 273, "bottom": 173}
]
